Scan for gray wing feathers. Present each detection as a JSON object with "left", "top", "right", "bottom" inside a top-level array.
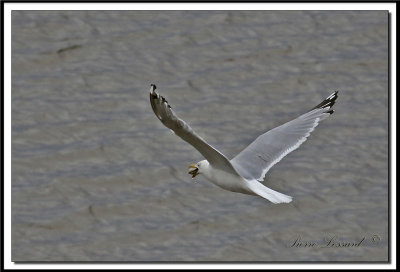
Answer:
[
  {"left": 231, "top": 91, "right": 338, "bottom": 181},
  {"left": 149, "top": 85, "right": 239, "bottom": 174}
]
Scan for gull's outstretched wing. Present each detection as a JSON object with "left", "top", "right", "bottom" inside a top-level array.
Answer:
[
  {"left": 149, "top": 84, "right": 239, "bottom": 174},
  {"left": 230, "top": 91, "right": 338, "bottom": 181}
]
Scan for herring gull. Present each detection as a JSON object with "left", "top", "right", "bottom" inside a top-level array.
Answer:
[{"left": 149, "top": 84, "right": 338, "bottom": 203}]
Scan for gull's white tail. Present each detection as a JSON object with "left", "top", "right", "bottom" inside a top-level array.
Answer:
[{"left": 246, "top": 179, "right": 293, "bottom": 204}]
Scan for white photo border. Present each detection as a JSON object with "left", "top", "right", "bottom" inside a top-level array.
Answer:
[{"left": 3, "top": 2, "right": 396, "bottom": 270}]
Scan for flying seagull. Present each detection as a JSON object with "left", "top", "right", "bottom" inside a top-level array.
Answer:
[{"left": 149, "top": 84, "right": 338, "bottom": 203}]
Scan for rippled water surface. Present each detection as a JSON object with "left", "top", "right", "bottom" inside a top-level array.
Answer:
[{"left": 12, "top": 10, "right": 389, "bottom": 261}]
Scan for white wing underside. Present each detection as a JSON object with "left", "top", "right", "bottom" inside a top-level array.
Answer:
[{"left": 231, "top": 92, "right": 338, "bottom": 181}]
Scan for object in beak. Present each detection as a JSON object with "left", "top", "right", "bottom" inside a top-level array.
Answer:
[{"left": 188, "top": 164, "right": 199, "bottom": 178}]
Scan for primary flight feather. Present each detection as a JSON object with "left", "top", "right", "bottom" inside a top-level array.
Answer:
[{"left": 149, "top": 84, "right": 338, "bottom": 203}]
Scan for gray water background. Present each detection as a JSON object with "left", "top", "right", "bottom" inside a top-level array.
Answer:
[{"left": 12, "top": 11, "right": 389, "bottom": 261}]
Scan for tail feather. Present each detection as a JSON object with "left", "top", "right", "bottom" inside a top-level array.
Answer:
[{"left": 247, "top": 180, "right": 292, "bottom": 204}]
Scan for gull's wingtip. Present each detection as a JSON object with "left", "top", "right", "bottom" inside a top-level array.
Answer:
[
  {"left": 150, "top": 83, "right": 157, "bottom": 93},
  {"left": 326, "top": 90, "right": 339, "bottom": 101},
  {"left": 149, "top": 84, "right": 158, "bottom": 98},
  {"left": 311, "top": 90, "right": 339, "bottom": 112}
]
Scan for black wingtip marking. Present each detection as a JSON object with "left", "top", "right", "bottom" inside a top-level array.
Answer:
[
  {"left": 149, "top": 87, "right": 172, "bottom": 109},
  {"left": 150, "top": 92, "right": 158, "bottom": 99},
  {"left": 326, "top": 109, "right": 334, "bottom": 115},
  {"left": 311, "top": 91, "right": 339, "bottom": 111},
  {"left": 150, "top": 84, "right": 158, "bottom": 100}
]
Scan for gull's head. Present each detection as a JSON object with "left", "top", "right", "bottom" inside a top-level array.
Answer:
[{"left": 188, "top": 160, "right": 208, "bottom": 179}]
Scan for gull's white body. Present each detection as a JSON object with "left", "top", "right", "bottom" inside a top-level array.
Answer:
[
  {"left": 149, "top": 84, "right": 338, "bottom": 204},
  {"left": 197, "top": 160, "right": 251, "bottom": 194},
  {"left": 198, "top": 160, "right": 293, "bottom": 203}
]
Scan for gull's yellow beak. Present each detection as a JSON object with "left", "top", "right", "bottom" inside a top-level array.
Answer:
[{"left": 188, "top": 164, "right": 199, "bottom": 178}]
